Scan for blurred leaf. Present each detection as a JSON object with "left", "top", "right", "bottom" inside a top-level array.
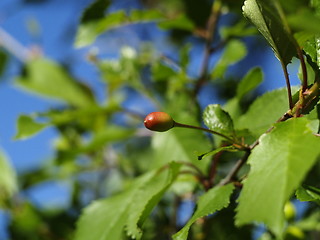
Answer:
[
  {"left": 75, "top": 163, "right": 181, "bottom": 240},
  {"left": 236, "top": 118, "right": 320, "bottom": 236},
  {"left": 126, "top": 162, "right": 182, "bottom": 239},
  {"left": 78, "top": 127, "right": 135, "bottom": 153},
  {"left": 236, "top": 87, "right": 298, "bottom": 137},
  {"left": 80, "top": 0, "right": 111, "bottom": 23},
  {"left": 152, "top": 126, "right": 210, "bottom": 172},
  {"left": 14, "top": 115, "right": 49, "bottom": 140},
  {"left": 76, "top": 9, "right": 163, "bottom": 47},
  {"left": 243, "top": 0, "right": 297, "bottom": 66},
  {"left": 296, "top": 185, "right": 320, "bottom": 204},
  {"left": 0, "top": 50, "right": 8, "bottom": 77},
  {"left": 203, "top": 104, "right": 235, "bottom": 138},
  {"left": 211, "top": 39, "right": 247, "bottom": 79},
  {"left": 295, "top": 211, "right": 320, "bottom": 231},
  {"left": 158, "top": 14, "right": 195, "bottom": 31},
  {"left": 220, "top": 20, "right": 257, "bottom": 39},
  {"left": 172, "top": 184, "right": 235, "bottom": 240},
  {"left": 236, "top": 67, "right": 263, "bottom": 99},
  {"left": 287, "top": 9, "right": 320, "bottom": 35},
  {"left": 15, "top": 58, "right": 95, "bottom": 107},
  {"left": 0, "top": 149, "right": 17, "bottom": 204},
  {"left": 74, "top": 172, "right": 154, "bottom": 240}
]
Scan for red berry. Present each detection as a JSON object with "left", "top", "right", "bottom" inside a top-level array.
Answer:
[{"left": 144, "top": 112, "right": 174, "bottom": 132}]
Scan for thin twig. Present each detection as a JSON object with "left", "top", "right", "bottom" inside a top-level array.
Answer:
[
  {"left": 280, "top": 62, "right": 294, "bottom": 109},
  {"left": 297, "top": 47, "right": 308, "bottom": 92},
  {"left": 194, "top": 0, "right": 222, "bottom": 95}
]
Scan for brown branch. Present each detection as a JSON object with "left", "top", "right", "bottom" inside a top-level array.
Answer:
[
  {"left": 194, "top": 0, "right": 222, "bottom": 95},
  {"left": 280, "top": 62, "right": 293, "bottom": 109},
  {"left": 297, "top": 47, "right": 308, "bottom": 92}
]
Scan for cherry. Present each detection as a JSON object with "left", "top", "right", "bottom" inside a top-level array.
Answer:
[{"left": 144, "top": 112, "right": 175, "bottom": 132}]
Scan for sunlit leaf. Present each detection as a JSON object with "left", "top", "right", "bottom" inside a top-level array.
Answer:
[
  {"left": 203, "top": 104, "right": 235, "bottom": 138},
  {"left": 15, "top": 58, "right": 95, "bottom": 107},
  {"left": 236, "top": 118, "right": 320, "bottom": 236},
  {"left": 236, "top": 67, "right": 263, "bottom": 99},
  {"left": 0, "top": 149, "right": 17, "bottom": 203},
  {"left": 14, "top": 115, "right": 49, "bottom": 140}
]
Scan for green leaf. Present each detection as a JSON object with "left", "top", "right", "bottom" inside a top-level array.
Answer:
[
  {"left": 15, "top": 58, "right": 95, "bottom": 107},
  {"left": 74, "top": 171, "right": 155, "bottom": 240},
  {"left": 236, "top": 67, "right": 263, "bottom": 99},
  {"left": 211, "top": 39, "right": 247, "bottom": 79},
  {"left": 75, "top": 163, "right": 182, "bottom": 240},
  {"left": 126, "top": 162, "right": 182, "bottom": 239},
  {"left": 236, "top": 118, "right": 320, "bottom": 236},
  {"left": 296, "top": 185, "right": 320, "bottom": 203},
  {"left": 220, "top": 21, "right": 257, "bottom": 39},
  {"left": 236, "top": 87, "right": 298, "bottom": 138},
  {"left": 197, "top": 145, "right": 238, "bottom": 161},
  {"left": 152, "top": 127, "right": 210, "bottom": 172},
  {"left": 243, "top": 0, "right": 297, "bottom": 66},
  {"left": 203, "top": 104, "right": 235, "bottom": 138},
  {"left": 172, "top": 184, "right": 234, "bottom": 240},
  {"left": 75, "top": 10, "right": 163, "bottom": 47},
  {"left": 14, "top": 115, "right": 50, "bottom": 140},
  {"left": 158, "top": 14, "right": 195, "bottom": 31},
  {"left": 0, "top": 149, "right": 17, "bottom": 204}
]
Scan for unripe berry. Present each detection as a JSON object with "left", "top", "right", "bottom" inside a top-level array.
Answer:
[{"left": 144, "top": 112, "right": 174, "bottom": 132}]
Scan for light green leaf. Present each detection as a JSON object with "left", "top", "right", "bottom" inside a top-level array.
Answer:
[
  {"left": 172, "top": 184, "right": 234, "bottom": 240},
  {"left": 236, "top": 67, "right": 263, "bottom": 99},
  {"left": 203, "top": 104, "right": 235, "bottom": 138},
  {"left": 75, "top": 163, "right": 181, "bottom": 240},
  {"left": 152, "top": 127, "right": 210, "bottom": 172},
  {"left": 75, "top": 9, "right": 163, "bottom": 47},
  {"left": 126, "top": 162, "right": 182, "bottom": 239},
  {"left": 74, "top": 171, "right": 155, "bottom": 240},
  {"left": 158, "top": 14, "right": 195, "bottom": 31},
  {"left": 0, "top": 149, "right": 17, "bottom": 204},
  {"left": 15, "top": 58, "right": 95, "bottom": 107},
  {"left": 211, "top": 39, "right": 247, "bottom": 79},
  {"left": 14, "top": 115, "right": 50, "bottom": 140},
  {"left": 236, "top": 118, "right": 320, "bottom": 236},
  {"left": 243, "top": 0, "right": 297, "bottom": 66},
  {"left": 197, "top": 145, "right": 238, "bottom": 161},
  {"left": 236, "top": 87, "right": 298, "bottom": 138}
]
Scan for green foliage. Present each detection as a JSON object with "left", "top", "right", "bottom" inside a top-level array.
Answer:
[
  {"left": 173, "top": 184, "right": 234, "bottom": 240},
  {"left": 14, "top": 115, "right": 49, "bottom": 140},
  {"left": 0, "top": 150, "right": 17, "bottom": 204},
  {"left": 243, "top": 0, "right": 297, "bottom": 65},
  {"left": 236, "top": 118, "right": 320, "bottom": 236},
  {"left": 5, "top": 0, "right": 320, "bottom": 239}
]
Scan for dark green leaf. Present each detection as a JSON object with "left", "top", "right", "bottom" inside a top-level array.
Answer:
[
  {"left": 0, "top": 50, "right": 8, "bottom": 77},
  {"left": 236, "top": 118, "right": 320, "bottom": 236},
  {"left": 14, "top": 115, "right": 49, "bottom": 140},
  {"left": 15, "top": 58, "right": 95, "bottom": 107},
  {"left": 80, "top": 0, "right": 111, "bottom": 23},
  {"left": 203, "top": 104, "right": 235, "bottom": 138},
  {"left": 243, "top": 0, "right": 297, "bottom": 66},
  {"left": 172, "top": 184, "right": 235, "bottom": 240},
  {"left": 236, "top": 67, "right": 263, "bottom": 99}
]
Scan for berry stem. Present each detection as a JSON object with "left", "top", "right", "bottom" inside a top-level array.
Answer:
[{"left": 173, "top": 121, "right": 234, "bottom": 144}]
